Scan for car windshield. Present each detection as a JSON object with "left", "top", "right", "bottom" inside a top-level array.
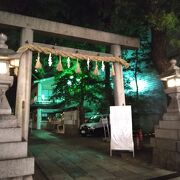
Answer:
[{"left": 86, "top": 116, "right": 100, "bottom": 123}]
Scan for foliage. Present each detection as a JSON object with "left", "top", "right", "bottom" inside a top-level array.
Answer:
[
  {"left": 144, "top": 0, "right": 179, "bottom": 31},
  {"left": 148, "top": 11, "right": 178, "bottom": 31},
  {"left": 50, "top": 57, "right": 109, "bottom": 115},
  {"left": 109, "top": 0, "right": 179, "bottom": 73}
]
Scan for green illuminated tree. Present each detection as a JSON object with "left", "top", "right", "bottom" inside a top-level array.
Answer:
[
  {"left": 110, "top": 0, "right": 180, "bottom": 73},
  {"left": 51, "top": 58, "right": 109, "bottom": 123},
  {"left": 144, "top": 0, "right": 179, "bottom": 73}
]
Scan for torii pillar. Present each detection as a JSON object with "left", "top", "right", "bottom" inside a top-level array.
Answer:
[
  {"left": 16, "top": 28, "right": 33, "bottom": 141},
  {"left": 111, "top": 45, "right": 125, "bottom": 106}
]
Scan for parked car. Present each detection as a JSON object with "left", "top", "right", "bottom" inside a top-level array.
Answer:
[{"left": 79, "top": 115, "right": 109, "bottom": 136}]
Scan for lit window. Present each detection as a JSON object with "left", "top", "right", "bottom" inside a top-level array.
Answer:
[{"left": 41, "top": 94, "right": 45, "bottom": 101}]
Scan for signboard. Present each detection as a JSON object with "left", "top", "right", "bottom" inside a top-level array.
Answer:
[{"left": 110, "top": 106, "right": 134, "bottom": 157}]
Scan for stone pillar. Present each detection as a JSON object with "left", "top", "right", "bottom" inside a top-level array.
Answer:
[
  {"left": 0, "top": 75, "right": 13, "bottom": 114},
  {"left": 37, "top": 109, "right": 42, "bottom": 130},
  {"left": 16, "top": 28, "right": 33, "bottom": 140},
  {"left": 110, "top": 45, "right": 125, "bottom": 106},
  {"left": 15, "top": 53, "right": 26, "bottom": 126},
  {"left": 37, "top": 83, "right": 42, "bottom": 129},
  {"left": 20, "top": 28, "right": 33, "bottom": 45},
  {"left": 37, "top": 82, "right": 42, "bottom": 102}
]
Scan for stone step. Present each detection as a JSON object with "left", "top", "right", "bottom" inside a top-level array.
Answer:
[
  {"left": 150, "top": 137, "right": 155, "bottom": 147},
  {"left": 0, "top": 114, "right": 17, "bottom": 120},
  {"left": 0, "top": 141, "right": 27, "bottom": 160},
  {"left": 0, "top": 127, "right": 21, "bottom": 143},
  {"left": 159, "top": 120, "right": 180, "bottom": 129},
  {"left": 163, "top": 112, "right": 180, "bottom": 121},
  {"left": 0, "top": 119, "right": 17, "bottom": 128},
  {"left": 24, "top": 175, "right": 33, "bottom": 180},
  {"left": 153, "top": 148, "right": 179, "bottom": 171},
  {"left": 154, "top": 124, "right": 159, "bottom": 129},
  {"left": 0, "top": 115, "right": 18, "bottom": 128},
  {"left": 152, "top": 137, "right": 177, "bottom": 151},
  {"left": 155, "top": 128, "right": 180, "bottom": 140},
  {"left": 4, "top": 175, "right": 33, "bottom": 180},
  {"left": 0, "top": 157, "right": 34, "bottom": 179}
]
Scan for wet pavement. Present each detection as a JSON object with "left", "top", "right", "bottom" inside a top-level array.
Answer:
[{"left": 29, "top": 130, "right": 180, "bottom": 180}]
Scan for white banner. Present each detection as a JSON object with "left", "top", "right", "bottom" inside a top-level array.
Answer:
[{"left": 110, "top": 106, "right": 134, "bottom": 156}]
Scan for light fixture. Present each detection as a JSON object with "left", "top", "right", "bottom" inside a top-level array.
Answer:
[{"left": 160, "top": 59, "right": 180, "bottom": 88}]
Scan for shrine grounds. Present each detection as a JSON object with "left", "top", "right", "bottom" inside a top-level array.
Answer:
[{"left": 29, "top": 130, "right": 180, "bottom": 180}]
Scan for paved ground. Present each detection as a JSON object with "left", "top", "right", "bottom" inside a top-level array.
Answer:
[{"left": 29, "top": 130, "right": 180, "bottom": 180}]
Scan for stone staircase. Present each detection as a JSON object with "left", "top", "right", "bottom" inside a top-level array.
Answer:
[
  {"left": 151, "top": 111, "right": 180, "bottom": 171},
  {"left": 0, "top": 115, "right": 34, "bottom": 179}
]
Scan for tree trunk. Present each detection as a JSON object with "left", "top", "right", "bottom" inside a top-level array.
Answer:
[
  {"left": 134, "top": 51, "right": 139, "bottom": 100},
  {"left": 105, "top": 62, "right": 114, "bottom": 107},
  {"left": 79, "top": 79, "right": 85, "bottom": 125},
  {"left": 78, "top": 106, "right": 85, "bottom": 125},
  {"left": 151, "top": 29, "right": 168, "bottom": 74}
]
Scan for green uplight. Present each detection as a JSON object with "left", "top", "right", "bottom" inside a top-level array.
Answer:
[{"left": 130, "top": 79, "right": 149, "bottom": 93}]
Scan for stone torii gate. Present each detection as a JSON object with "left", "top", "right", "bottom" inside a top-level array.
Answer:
[{"left": 0, "top": 11, "right": 139, "bottom": 141}]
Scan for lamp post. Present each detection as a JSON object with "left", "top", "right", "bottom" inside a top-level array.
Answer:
[
  {"left": 0, "top": 33, "right": 34, "bottom": 179},
  {"left": 0, "top": 33, "right": 19, "bottom": 114},
  {"left": 152, "top": 59, "right": 180, "bottom": 170}
]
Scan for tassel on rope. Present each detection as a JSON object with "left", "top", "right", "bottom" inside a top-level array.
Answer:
[
  {"left": 101, "top": 61, "right": 105, "bottom": 71},
  {"left": 87, "top": 57, "right": 90, "bottom": 70},
  {"left": 75, "top": 59, "right": 81, "bottom": 73},
  {"left": 93, "top": 61, "right": 99, "bottom": 75},
  {"left": 48, "top": 53, "right": 52, "bottom": 66},
  {"left": 67, "top": 57, "right": 71, "bottom": 68},
  {"left": 56, "top": 56, "right": 63, "bottom": 72},
  {"left": 111, "top": 63, "right": 115, "bottom": 76},
  {"left": 35, "top": 52, "right": 42, "bottom": 69}
]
